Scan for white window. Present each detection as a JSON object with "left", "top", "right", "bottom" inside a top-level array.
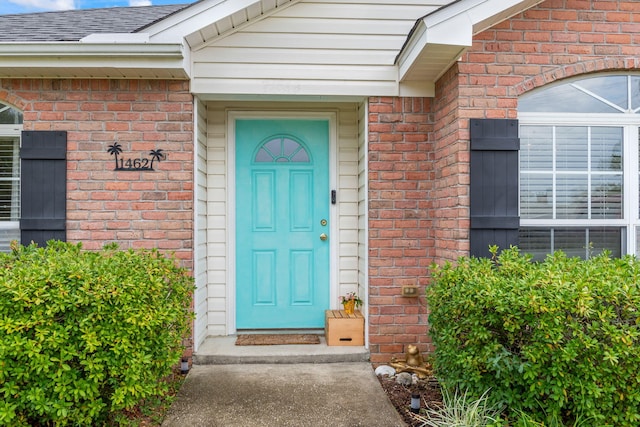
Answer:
[
  {"left": 519, "top": 74, "right": 640, "bottom": 259},
  {"left": 0, "top": 102, "right": 22, "bottom": 251}
]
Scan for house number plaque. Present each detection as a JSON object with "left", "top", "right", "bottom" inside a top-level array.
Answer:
[{"left": 107, "top": 142, "right": 166, "bottom": 171}]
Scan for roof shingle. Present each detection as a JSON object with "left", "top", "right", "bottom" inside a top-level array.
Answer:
[{"left": 0, "top": 4, "right": 191, "bottom": 42}]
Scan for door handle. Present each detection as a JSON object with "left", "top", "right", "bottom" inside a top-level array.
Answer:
[{"left": 320, "top": 233, "right": 328, "bottom": 241}]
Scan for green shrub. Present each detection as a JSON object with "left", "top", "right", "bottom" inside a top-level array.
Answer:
[
  {"left": 427, "top": 246, "right": 640, "bottom": 427},
  {"left": 0, "top": 241, "right": 194, "bottom": 426}
]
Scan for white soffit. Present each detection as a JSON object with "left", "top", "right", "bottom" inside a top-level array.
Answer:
[{"left": 398, "top": 0, "right": 545, "bottom": 83}]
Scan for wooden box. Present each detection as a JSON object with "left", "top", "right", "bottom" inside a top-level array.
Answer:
[{"left": 325, "top": 309, "right": 364, "bottom": 346}]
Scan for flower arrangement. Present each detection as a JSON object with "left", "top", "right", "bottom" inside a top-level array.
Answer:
[
  {"left": 340, "top": 292, "right": 363, "bottom": 307},
  {"left": 340, "top": 292, "right": 363, "bottom": 314}
]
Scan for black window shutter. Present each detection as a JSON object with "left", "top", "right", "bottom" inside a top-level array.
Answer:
[
  {"left": 20, "top": 131, "right": 67, "bottom": 246},
  {"left": 469, "top": 119, "right": 519, "bottom": 258}
]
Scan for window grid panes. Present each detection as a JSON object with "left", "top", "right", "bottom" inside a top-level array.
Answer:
[
  {"left": 0, "top": 138, "right": 20, "bottom": 221},
  {"left": 520, "top": 125, "right": 623, "bottom": 221},
  {"left": 519, "top": 73, "right": 640, "bottom": 259},
  {"left": 255, "top": 136, "right": 310, "bottom": 163},
  {"left": 0, "top": 102, "right": 23, "bottom": 252},
  {"left": 519, "top": 227, "right": 623, "bottom": 261}
]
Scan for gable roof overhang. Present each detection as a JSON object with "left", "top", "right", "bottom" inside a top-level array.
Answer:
[
  {"left": 142, "top": 0, "right": 296, "bottom": 48},
  {"left": 397, "top": 0, "right": 545, "bottom": 87},
  {"left": 0, "top": 39, "right": 187, "bottom": 79},
  {"left": 0, "top": 4, "right": 190, "bottom": 79},
  {"left": 0, "top": 0, "right": 545, "bottom": 89}
]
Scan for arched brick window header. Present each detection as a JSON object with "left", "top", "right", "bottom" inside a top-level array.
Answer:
[{"left": 514, "top": 58, "right": 640, "bottom": 97}]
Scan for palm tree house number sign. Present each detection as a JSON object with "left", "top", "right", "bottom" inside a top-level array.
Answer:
[{"left": 107, "top": 142, "right": 165, "bottom": 171}]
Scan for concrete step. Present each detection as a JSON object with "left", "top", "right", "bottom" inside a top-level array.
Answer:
[{"left": 194, "top": 335, "right": 370, "bottom": 364}]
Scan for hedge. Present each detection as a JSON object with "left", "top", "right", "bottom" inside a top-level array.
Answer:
[
  {"left": 427, "top": 247, "right": 640, "bottom": 426},
  {"left": 0, "top": 242, "right": 194, "bottom": 426}
]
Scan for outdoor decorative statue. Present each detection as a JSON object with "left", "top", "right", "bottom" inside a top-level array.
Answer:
[{"left": 390, "top": 345, "right": 432, "bottom": 379}]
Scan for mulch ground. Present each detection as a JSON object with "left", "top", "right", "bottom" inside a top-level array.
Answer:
[{"left": 377, "top": 374, "right": 443, "bottom": 426}]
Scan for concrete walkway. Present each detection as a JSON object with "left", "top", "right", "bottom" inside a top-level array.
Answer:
[{"left": 162, "top": 362, "right": 406, "bottom": 427}]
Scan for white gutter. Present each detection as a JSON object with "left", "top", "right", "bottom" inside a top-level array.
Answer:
[
  {"left": 0, "top": 40, "right": 189, "bottom": 79},
  {"left": 0, "top": 42, "right": 183, "bottom": 58}
]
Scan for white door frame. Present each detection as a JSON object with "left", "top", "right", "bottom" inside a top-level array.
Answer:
[{"left": 226, "top": 110, "right": 338, "bottom": 333}]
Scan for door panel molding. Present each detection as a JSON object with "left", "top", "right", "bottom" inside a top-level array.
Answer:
[{"left": 227, "top": 111, "right": 338, "bottom": 332}]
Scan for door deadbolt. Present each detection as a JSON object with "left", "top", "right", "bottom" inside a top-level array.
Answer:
[
  {"left": 320, "top": 233, "right": 328, "bottom": 241},
  {"left": 320, "top": 219, "right": 327, "bottom": 226}
]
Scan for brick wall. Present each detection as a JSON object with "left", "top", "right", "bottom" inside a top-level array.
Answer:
[
  {"left": 432, "top": 63, "right": 471, "bottom": 263},
  {"left": 367, "top": 97, "right": 435, "bottom": 363},
  {"left": 367, "top": 0, "right": 640, "bottom": 362},
  {"left": 440, "top": 0, "right": 640, "bottom": 259},
  {"left": 437, "top": 0, "right": 640, "bottom": 263},
  {"left": 0, "top": 78, "right": 194, "bottom": 268},
  {"left": 460, "top": 0, "right": 640, "bottom": 116}
]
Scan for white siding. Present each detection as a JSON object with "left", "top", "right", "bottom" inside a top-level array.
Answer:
[
  {"left": 336, "top": 105, "right": 361, "bottom": 302},
  {"left": 206, "top": 105, "right": 229, "bottom": 336},
  {"left": 191, "top": 0, "right": 448, "bottom": 97},
  {"left": 194, "top": 99, "right": 208, "bottom": 351},
  {"left": 204, "top": 101, "right": 362, "bottom": 335}
]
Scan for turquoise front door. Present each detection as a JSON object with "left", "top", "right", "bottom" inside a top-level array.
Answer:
[{"left": 236, "top": 119, "right": 330, "bottom": 329}]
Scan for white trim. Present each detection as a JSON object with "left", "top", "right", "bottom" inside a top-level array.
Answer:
[
  {"left": 192, "top": 99, "right": 204, "bottom": 352},
  {"left": 0, "top": 43, "right": 182, "bottom": 56},
  {"left": 519, "top": 112, "right": 640, "bottom": 126},
  {"left": 362, "top": 100, "right": 370, "bottom": 350},
  {"left": 0, "top": 124, "right": 21, "bottom": 135},
  {"left": 226, "top": 110, "right": 338, "bottom": 333},
  {"left": 197, "top": 94, "right": 366, "bottom": 103},
  {"left": 625, "top": 125, "right": 638, "bottom": 254},
  {"left": 0, "top": 221, "right": 19, "bottom": 230},
  {"left": 522, "top": 219, "right": 630, "bottom": 227},
  {"left": 227, "top": 117, "right": 237, "bottom": 333},
  {"left": 192, "top": 99, "right": 201, "bottom": 351}
]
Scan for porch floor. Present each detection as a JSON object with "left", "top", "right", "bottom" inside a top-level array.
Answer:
[{"left": 194, "top": 335, "right": 370, "bottom": 364}]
